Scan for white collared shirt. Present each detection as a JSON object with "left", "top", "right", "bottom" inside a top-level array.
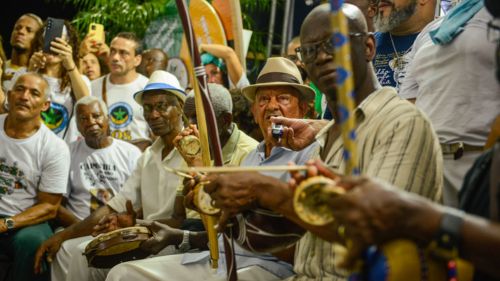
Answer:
[{"left": 107, "top": 137, "right": 185, "bottom": 220}]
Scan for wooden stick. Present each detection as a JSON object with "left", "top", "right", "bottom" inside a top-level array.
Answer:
[
  {"left": 181, "top": 165, "right": 309, "bottom": 174},
  {"left": 163, "top": 165, "right": 309, "bottom": 178}
]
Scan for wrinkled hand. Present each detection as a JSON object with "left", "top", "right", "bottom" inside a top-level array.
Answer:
[
  {"left": 270, "top": 116, "right": 322, "bottom": 151},
  {"left": 204, "top": 172, "right": 259, "bottom": 229},
  {"left": 92, "top": 200, "right": 136, "bottom": 236},
  {"left": 28, "top": 51, "right": 47, "bottom": 71},
  {"left": 182, "top": 173, "right": 204, "bottom": 212},
  {"left": 139, "top": 220, "right": 183, "bottom": 255},
  {"left": 173, "top": 125, "right": 203, "bottom": 166},
  {"left": 289, "top": 159, "right": 341, "bottom": 191},
  {"left": 326, "top": 176, "right": 428, "bottom": 269},
  {"left": 34, "top": 233, "right": 65, "bottom": 274}
]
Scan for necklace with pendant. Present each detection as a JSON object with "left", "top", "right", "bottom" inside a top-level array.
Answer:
[{"left": 389, "top": 33, "right": 404, "bottom": 70}]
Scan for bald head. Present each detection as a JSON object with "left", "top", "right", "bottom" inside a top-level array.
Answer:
[
  {"left": 301, "top": 3, "right": 368, "bottom": 39},
  {"left": 299, "top": 3, "right": 376, "bottom": 103},
  {"left": 138, "top": 48, "right": 169, "bottom": 77}
]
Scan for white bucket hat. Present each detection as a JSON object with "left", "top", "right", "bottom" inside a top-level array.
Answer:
[{"left": 134, "top": 70, "right": 186, "bottom": 104}]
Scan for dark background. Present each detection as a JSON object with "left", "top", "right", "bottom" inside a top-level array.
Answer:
[
  {"left": 0, "top": 1, "right": 313, "bottom": 61},
  {"left": 0, "top": 0, "right": 77, "bottom": 58}
]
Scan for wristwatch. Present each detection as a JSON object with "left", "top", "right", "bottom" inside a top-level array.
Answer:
[
  {"left": 429, "top": 211, "right": 464, "bottom": 260},
  {"left": 3, "top": 217, "right": 15, "bottom": 231},
  {"left": 178, "top": 230, "right": 191, "bottom": 253}
]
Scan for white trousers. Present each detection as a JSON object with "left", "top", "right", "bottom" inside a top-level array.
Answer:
[
  {"left": 51, "top": 236, "right": 92, "bottom": 281},
  {"left": 105, "top": 254, "right": 281, "bottom": 281},
  {"left": 53, "top": 235, "right": 179, "bottom": 281},
  {"left": 442, "top": 151, "right": 482, "bottom": 207}
]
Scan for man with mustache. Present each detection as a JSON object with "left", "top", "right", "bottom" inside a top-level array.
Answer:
[
  {"left": 399, "top": 0, "right": 500, "bottom": 207},
  {"left": 102, "top": 57, "right": 319, "bottom": 281},
  {"left": 0, "top": 72, "right": 70, "bottom": 281},
  {"left": 372, "top": 0, "right": 436, "bottom": 89},
  {"left": 204, "top": 4, "right": 443, "bottom": 280},
  {"left": 91, "top": 32, "right": 151, "bottom": 151}
]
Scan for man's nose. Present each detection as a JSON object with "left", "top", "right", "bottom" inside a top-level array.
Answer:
[
  {"left": 315, "top": 46, "right": 333, "bottom": 64},
  {"left": 266, "top": 96, "right": 280, "bottom": 110},
  {"left": 18, "top": 89, "right": 30, "bottom": 100},
  {"left": 207, "top": 75, "right": 216, "bottom": 83}
]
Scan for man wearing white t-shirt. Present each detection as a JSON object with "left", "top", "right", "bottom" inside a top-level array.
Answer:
[
  {"left": 33, "top": 70, "right": 188, "bottom": 281},
  {"left": 91, "top": 32, "right": 150, "bottom": 151},
  {"left": 399, "top": 6, "right": 500, "bottom": 207},
  {"left": 0, "top": 72, "right": 70, "bottom": 281},
  {"left": 61, "top": 96, "right": 141, "bottom": 225},
  {"left": 36, "top": 96, "right": 141, "bottom": 280}
]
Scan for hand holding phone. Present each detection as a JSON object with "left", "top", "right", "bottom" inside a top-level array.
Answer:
[
  {"left": 87, "top": 23, "right": 105, "bottom": 44},
  {"left": 43, "top": 17, "right": 65, "bottom": 54}
]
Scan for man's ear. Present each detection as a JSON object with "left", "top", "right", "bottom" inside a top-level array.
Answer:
[
  {"left": 134, "top": 54, "right": 142, "bottom": 68},
  {"left": 366, "top": 33, "right": 376, "bottom": 62},
  {"left": 250, "top": 102, "right": 258, "bottom": 124},
  {"left": 223, "top": 112, "right": 233, "bottom": 126},
  {"left": 299, "top": 100, "right": 310, "bottom": 117},
  {"left": 41, "top": 100, "right": 51, "bottom": 112}
]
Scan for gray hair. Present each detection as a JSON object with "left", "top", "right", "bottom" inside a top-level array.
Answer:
[
  {"left": 186, "top": 83, "right": 233, "bottom": 116},
  {"left": 74, "top": 96, "right": 108, "bottom": 116}
]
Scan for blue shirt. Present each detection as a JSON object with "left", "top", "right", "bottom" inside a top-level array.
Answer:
[
  {"left": 181, "top": 141, "right": 320, "bottom": 279},
  {"left": 373, "top": 32, "right": 419, "bottom": 90}
]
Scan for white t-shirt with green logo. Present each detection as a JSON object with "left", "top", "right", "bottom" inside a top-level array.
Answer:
[
  {"left": 66, "top": 138, "right": 141, "bottom": 220},
  {"left": 91, "top": 75, "right": 149, "bottom": 142},
  {"left": 0, "top": 114, "right": 70, "bottom": 216},
  {"left": 8, "top": 70, "right": 92, "bottom": 144}
]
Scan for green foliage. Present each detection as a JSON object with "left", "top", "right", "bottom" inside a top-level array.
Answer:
[
  {"left": 49, "top": 0, "right": 167, "bottom": 40},
  {"left": 48, "top": 0, "right": 274, "bottom": 75}
]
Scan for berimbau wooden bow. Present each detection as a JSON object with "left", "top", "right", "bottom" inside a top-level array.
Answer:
[{"left": 174, "top": 1, "right": 238, "bottom": 280}]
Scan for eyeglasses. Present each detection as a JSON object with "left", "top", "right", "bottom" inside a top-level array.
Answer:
[
  {"left": 296, "top": 32, "right": 371, "bottom": 63},
  {"left": 143, "top": 102, "right": 174, "bottom": 115},
  {"left": 487, "top": 19, "right": 500, "bottom": 43},
  {"left": 256, "top": 93, "right": 293, "bottom": 107}
]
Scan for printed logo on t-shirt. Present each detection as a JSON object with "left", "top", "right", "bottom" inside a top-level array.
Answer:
[
  {"left": 41, "top": 102, "right": 69, "bottom": 134},
  {"left": 374, "top": 50, "right": 411, "bottom": 90},
  {"left": 90, "top": 187, "right": 115, "bottom": 212},
  {"left": 79, "top": 161, "right": 119, "bottom": 213},
  {"left": 0, "top": 158, "right": 27, "bottom": 196},
  {"left": 109, "top": 102, "right": 133, "bottom": 129}
]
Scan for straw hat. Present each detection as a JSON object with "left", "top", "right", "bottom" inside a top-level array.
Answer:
[
  {"left": 134, "top": 70, "right": 186, "bottom": 104},
  {"left": 242, "top": 57, "right": 315, "bottom": 102}
]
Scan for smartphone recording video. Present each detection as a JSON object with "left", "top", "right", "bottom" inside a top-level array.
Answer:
[{"left": 42, "top": 17, "right": 65, "bottom": 54}]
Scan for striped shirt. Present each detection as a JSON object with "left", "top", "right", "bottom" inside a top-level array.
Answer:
[{"left": 289, "top": 87, "right": 443, "bottom": 281}]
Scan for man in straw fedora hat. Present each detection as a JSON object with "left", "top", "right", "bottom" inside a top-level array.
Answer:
[
  {"left": 203, "top": 3, "right": 443, "bottom": 281},
  {"left": 34, "top": 70, "right": 190, "bottom": 281},
  {"left": 100, "top": 57, "right": 320, "bottom": 281}
]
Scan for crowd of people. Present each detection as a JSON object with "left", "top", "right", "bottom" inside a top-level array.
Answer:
[{"left": 0, "top": 0, "right": 499, "bottom": 281}]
